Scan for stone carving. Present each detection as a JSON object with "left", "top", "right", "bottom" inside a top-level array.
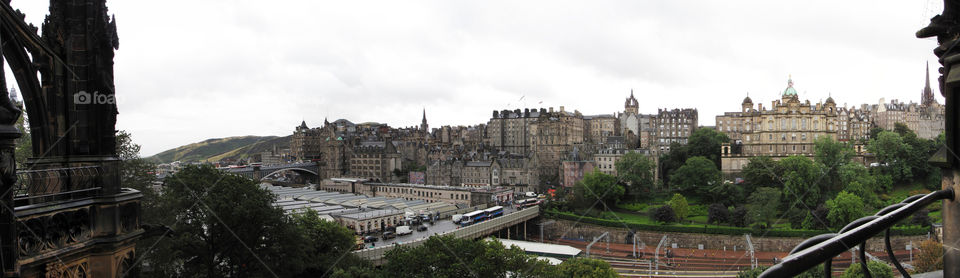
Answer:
[{"left": 18, "top": 209, "right": 92, "bottom": 258}]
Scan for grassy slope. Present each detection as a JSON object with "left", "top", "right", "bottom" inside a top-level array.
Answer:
[{"left": 149, "top": 135, "right": 291, "bottom": 163}]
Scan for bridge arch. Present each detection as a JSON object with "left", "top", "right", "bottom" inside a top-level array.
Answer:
[{"left": 259, "top": 167, "right": 320, "bottom": 183}]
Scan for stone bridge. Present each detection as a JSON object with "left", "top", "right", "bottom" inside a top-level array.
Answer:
[{"left": 226, "top": 162, "right": 322, "bottom": 182}]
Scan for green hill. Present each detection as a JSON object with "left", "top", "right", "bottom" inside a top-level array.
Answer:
[{"left": 148, "top": 135, "right": 291, "bottom": 163}]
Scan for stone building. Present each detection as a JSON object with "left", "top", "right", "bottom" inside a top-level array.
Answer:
[
  {"left": 559, "top": 148, "right": 595, "bottom": 188},
  {"left": 425, "top": 160, "right": 464, "bottom": 186},
  {"left": 717, "top": 77, "right": 844, "bottom": 173},
  {"left": 462, "top": 161, "right": 498, "bottom": 187},
  {"left": 496, "top": 156, "right": 540, "bottom": 191},
  {"left": 337, "top": 209, "right": 403, "bottom": 234},
  {"left": 349, "top": 140, "right": 403, "bottom": 183},
  {"left": 487, "top": 108, "right": 540, "bottom": 155},
  {"left": 363, "top": 182, "right": 514, "bottom": 207},
  {"left": 652, "top": 108, "right": 698, "bottom": 154},
  {"left": 593, "top": 148, "right": 651, "bottom": 176},
  {"left": 529, "top": 107, "right": 586, "bottom": 186},
  {"left": 618, "top": 91, "right": 656, "bottom": 149},
  {"left": 584, "top": 114, "right": 620, "bottom": 145},
  {"left": 292, "top": 121, "right": 323, "bottom": 161}
]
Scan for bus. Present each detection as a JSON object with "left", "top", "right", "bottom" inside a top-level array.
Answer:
[
  {"left": 461, "top": 210, "right": 487, "bottom": 226},
  {"left": 516, "top": 198, "right": 540, "bottom": 209},
  {"left": 484, "top": 206, "right": 504, "bottom": 219}
]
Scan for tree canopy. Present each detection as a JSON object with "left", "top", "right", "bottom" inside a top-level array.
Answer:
[
  {"left": 826, "top": 191, "right": 865, "bottom": 229},
  {"left": 383, "top": 236, "right": 558, "bottom": 278},
  {"left": 669, "top": 156, "right": 722, "bottom": 196},
  {"left": 573, "top": 171, "right": 624, "bottom": 209},
  {"left": 615, "top": 152, "right": 656, "bottom": 200}
]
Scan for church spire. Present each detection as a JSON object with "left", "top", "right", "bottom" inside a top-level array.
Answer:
[{"left": 923, "top": 61, "right": 937, "bottom": 106}]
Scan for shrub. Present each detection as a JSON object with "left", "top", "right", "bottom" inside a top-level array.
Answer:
[
  {"left": 707, "top": 203, "right": 729, "bottom": 225},
  {"left": 839, "top": 260, "right": 893, "bottom": 278},
  {"left": 618, "top": 202, "right": 648, "bottom": 212},
  {"left": 911, "top": 209, "right": 931, "bottom": 227},
  {"left": 653, "top": 205, "right": 677, "bottom": 223},
  {"left": 730, "top": 206, "right": 749, "bottom": 227},
  {"left": 914, "top": 239, "right": 944, "bottom": 273}
]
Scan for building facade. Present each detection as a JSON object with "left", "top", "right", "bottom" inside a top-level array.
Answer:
[
  {"left": 652, "top": 108, "right": 698, "bottom": 153},
  {"left": 717, "top": 77, "right": 845, "bottom": 173}
]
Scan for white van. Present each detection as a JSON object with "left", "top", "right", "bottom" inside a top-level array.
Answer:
[{"left": 396, "top": 226, "right": 413, "bottom": 236}]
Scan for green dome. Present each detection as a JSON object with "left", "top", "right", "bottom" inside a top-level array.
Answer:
[
  {"left": 783, "top": 87, "right": 798, "bottom": 96},
  {"left": 783, "top": 76, "right": 798, "bottom": 96}
]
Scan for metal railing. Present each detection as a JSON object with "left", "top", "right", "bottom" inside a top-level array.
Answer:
[
  {"left": 760, "top": 188, "right": 955, "bottom": 278},
  {"left": 13, "top": 166, "right": 103, "bottom": 206}
]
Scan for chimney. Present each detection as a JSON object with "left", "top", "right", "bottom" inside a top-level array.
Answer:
[
  {"left": 560, "top": 106, "right": 565, "bottom": 113},
  {"left": 549, "top": 107, "right": 554, "bottom": 113}
]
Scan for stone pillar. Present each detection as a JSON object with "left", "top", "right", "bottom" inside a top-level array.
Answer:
[
  {"left": 943, "top": 60, "right": 960, "bottom": 278},
  {"left": 0, "top": 20, "right": 22, "bottom": 276},
  {"left": 0, "top": 124, "right": 19, "bottom": 277}
]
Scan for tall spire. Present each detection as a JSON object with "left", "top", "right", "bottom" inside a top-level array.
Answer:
[{"left": 923, "top": 61, "right": 937, "bottom": 106}]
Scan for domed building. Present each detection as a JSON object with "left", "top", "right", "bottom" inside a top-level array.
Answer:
[{"left": 715, "top": 76, "right": 868, "bottom": 174}]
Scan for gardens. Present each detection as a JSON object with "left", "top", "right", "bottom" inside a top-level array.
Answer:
[{"left": 544, "top": 125, "right": 941, "bottom": 238}]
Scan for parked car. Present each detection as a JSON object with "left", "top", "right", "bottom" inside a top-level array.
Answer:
[
  {"left": 417, "top": 225, "right": 428, "bottom": 232},
  {"left": 363, "top": 236, "right": 379, "bottom": 243},
  {"left": 382, "top": 231, "right": 396, "bottom": 239}
]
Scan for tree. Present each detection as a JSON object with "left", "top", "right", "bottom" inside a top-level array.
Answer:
[
  {"left": 708, "top": 180, "right": 744, "bottom": 206},
  {"left": 707, "top": 203, "right": 729, "bottom": 225},
  {"left": 730, "top": 206, "right": 749, "bottom": 227},
  {"left": 670, "top": 156, "right": 722, "bottom": 197},
  {"left": 839, "top": 260, "right": 893, "bottom": 278},
  {"left": 814, "top": 136, "right": 854, "bottom": 193},
  {"left": 826, "top": 191, "right": 865, "bottom": 229},
  {"left": 741, "top": 156, "right": 782, "bottom": 189},
  {"left": 779, "top": 156, "right": 824, "bottom": 210},
  {"left": 801, "top": 205, "right": 829, "bottom": 230},
  {"left": 911, "top": 209, "right": 931, "bottom": 227},
  {"left": 686, "top": 128, "right": 730, "bottom": 168},
  {"left": 573, "top": 171, "right": 624, "bottom": 209},
  {"left": 615, "top": 152, "right": 656, "bottom": 200},
  {"left": 659, "top": 142, "right": 689, "bottom": 187},
  {"left": 116, "top": 131, "right": 161, "bottom": 223},
  {"left": 652, "top": 205, "right": 677, "bottom": 223},
  {"left": 669, "top": 194, "right": 689, "bottom": 220},
  {"left": 868, "top": 131, "right": 913, "bottom": 182},
  {"left": 746, "top": 187, "right": 780, "bottom": 227},
  {"left": 145, "top": 165, "right": 306, "bottom": 277},
  {"left": 291, "top": 210, "right": 366, "bottom": 277},
  {"left": 737, "top": 265, "right": 826, "bottom": 278},
  {"left": 556, "top": 258, "right": 619, "bottom": 278},
  {"left": 383, "top": 235, "right": 557, "bottom": 278},
  {"left": 13, "top": 97, "right": 30, "bottom": 168},
  {"left": 914, "top": 240, "right": 944, "bottom": 273}
]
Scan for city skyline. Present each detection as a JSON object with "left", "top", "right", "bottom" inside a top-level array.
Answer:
[{"left": 4, "top": 0, "right": 945, "bottom": 156}]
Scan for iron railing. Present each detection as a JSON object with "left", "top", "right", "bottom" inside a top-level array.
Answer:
[
  {"left": 759, "top": 188, "right": 955, "bottom": 278},
  {"left": 13, "top": 166, "right": 103, "bottom": 206}
]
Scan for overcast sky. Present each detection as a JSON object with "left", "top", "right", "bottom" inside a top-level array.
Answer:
[{"left": 4, "top": 0, "right": 948, "bottom": 156}]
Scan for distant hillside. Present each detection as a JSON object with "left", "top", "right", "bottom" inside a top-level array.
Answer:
[{"left": 148, "top": 135, "right": 291, "bottom": 163}]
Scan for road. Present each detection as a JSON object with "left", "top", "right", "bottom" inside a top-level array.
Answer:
[{"left": 365, "top": 205, "right": 518, "bottom": 248}]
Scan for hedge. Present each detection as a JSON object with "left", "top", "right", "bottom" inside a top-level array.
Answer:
[{"left": 544, "top": 210, "right": 929, "bottom": 237}]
